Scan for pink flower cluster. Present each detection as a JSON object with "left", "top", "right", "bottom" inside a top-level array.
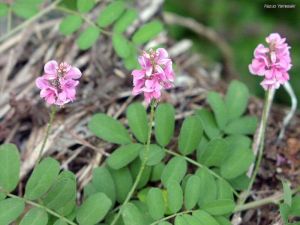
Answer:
[
  {"left": 36, "top": 60, "right": 82, "bottom": 106},
  {"left": 249, "top": 33, "right": 292, "bottom": 90},
  {"left": 131, "top": 48, "right": 175, "bottom": 104}
]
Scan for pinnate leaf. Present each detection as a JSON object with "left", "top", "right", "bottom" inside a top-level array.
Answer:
[
  {"left": 88, "top": 113, "right": 131, "bottom": 144},
  {"left": 77, "top": 193, "right": 112, "bottom": 225},
  {"left": 0, "top": 144, "right": 20, "bottom": 192},
  {"left": 25, "top": 157, "right": 60, "bottom": 200}
]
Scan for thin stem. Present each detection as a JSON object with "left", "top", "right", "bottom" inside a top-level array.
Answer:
[
  {"left": 164, "top": 149, "right": 239, "bottom": 197},
  {"left": 0, "top": 190, "right": 77, "bottom": 225},
  {"left": 234, "top": 187, "right": 300, "bottom": 213},
  {"left": 150, "top": 210, "right": 193, "bottom": 225},
  {"left": 38, "top": 106, "right": 57, "bottom": 162},
  {"left": 110, "top": 102, "right": 156, "bottom": 225},
  {"left": 239, "top": 90, "right": 274, "bottom": 205},
  {"left": 56, "top": 6, "right": 112, "bottom": 36},
  {"left": 0, "top": 0, "right": 62, "bottom": 43},
  {"left": 7, "top": 6, "right": 12, "bottom": 32}
]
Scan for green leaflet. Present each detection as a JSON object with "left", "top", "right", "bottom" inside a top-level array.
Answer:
[
  {"left": 132, "top": 20, "right": 163, "bottom": 44},
  {"left": 77, "top": 0, "right": 95, "bottom": 13},
  {"left": 201, "top": 199, "right": 235, "bottom": 216},
  {"left": 0, "top": 144, "right": 20, "bottom": 192},
  {"left": 76, "top": 26, "right": 101, "bottom": 50},
  {"left": 25, "top": 157, "right": 60, "bottom": 200},
  {"left": 161, "top": 156, "right": 187, "bottom": 186},
  {"left": 113, "top": 34, "right": 131, "bottom": 58},
  {"left": 220, "top": 147, "right": 254, "bottom": 179},
  {"left": 196, "top": 168, "right": 217, "bottom": 206},
  {"left": 107, "top": 144, "right": 142, "bottom": 169},
  {"left": 77, "top": 193, "right": 112, "bottom": 225},
  {"left": 88, "top": 113, "right": 131, "bottom": 145},
  {"left": 225, "top": 80, "right": 249, "bottom": 121},
  {"left": 151, "top": 162, "right": 165, "bottom": 182},
  {"left": 197, "top": 138, "right": 228, "bottom": 167},
  {"left": 155, "top": 103, "right": 175, "bottom": 147},
  {"left": 166, "top": 180, "right": 183, "bottom": 214},
  {"left": 122, "top": 203, "right": 146, "bottom": 225},
  {"left": 0, "top": 198, "right": 25, "bottom": 225},
  {"left": 114, "top": 9, "right": 138, "bottom": 33},
  {"left": 91, "top": 166, "right": 116, "bottom": 205},
  {"left": 207, "top": 92, "right": 228, "bottom": 130},
  {"left": 110, "top": 167, "right": 133, "bottom": 203},
  {"left": 184, "top": 175, "right": 201, "bottom": 210},
  {"left": 193, "top": 210, "right": 220, "bottom": 225},
  {"left": 197, "top": 109, "right": 221, "bottom": 140},
  {"left": 97, "top": 1, "right": 125, "bottom": 28},
  {"left": 59, "top": 15, "right": 83, "bottom": 35},
  {"left": 140, "top": 144, "right": 165, "bottom": 166},
  {"left": 224, "top": 116, "right": 258, "bottom": 135},
  {"left": 178, "top": 115, "right": 203, "bottom": 155},
  {"left": 130, "top": 159, "right": 152, "bottom": 189},
  {"left": 0, "top": 3, "right": 8, "bottom": 17},
  {"left": 147, "top": 188, "right": 165, "bottom": 220},
  {"left": 19, "top": 207, "right": 48, "bottom": 225},
  {"left": 42, "top": 171, "right": 76, "bottom": 210},
  {"left": 127, "top": 102, "right": 148, "bottom": 143}
]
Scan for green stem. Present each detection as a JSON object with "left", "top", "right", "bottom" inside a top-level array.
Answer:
[
  {"left": 150, "top": 210, "right": 193, "bottom": 225},
  {"left": 110, "top": 102, "right": 156, "bottom": 225},
  {"left": 0, "top": 191, "right": 77, "bottom": 225},
  {"left": 238, "top": 90, "right": 274, "bottom": 205},
  {"left": 234, "top": 186, "right": 300, "bottom": 213},
  {"left": 38, "top": 106, "right": 57, "bottom": 162},
  {"left": 164, "top": 149, "right": 239, "bottom": 197},
  {"left": 56, "top": 6, "right": 112, "bottom": 36},
  {"left": 0, "top": 0, "right": 62, "bottom": 43}
]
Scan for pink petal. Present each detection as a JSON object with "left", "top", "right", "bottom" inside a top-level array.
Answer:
[
  {"left": 65, "top": 67, "right": 82, "bottom": 80},
  {"left": 36, "top": 77, "right": 49, "bottom": 89},
  {"left": 44, "top": 60, "right": 58, "bottom": 75}
]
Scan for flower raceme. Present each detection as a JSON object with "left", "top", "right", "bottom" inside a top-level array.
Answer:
[
  {"left": 249, "top": 33, "right": 292, "bottom": 90},
  {"left": 36, "top": 60, "right": 82, "bottom": 106},
  {"left": 131, "top": 48, "right": 175, "bottom": 104}
]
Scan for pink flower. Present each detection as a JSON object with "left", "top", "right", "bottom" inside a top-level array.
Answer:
[
  {"left": 36, "top": 60, "right": 82, "bottom": 106},
  {"left": 131, "top": 48, "right": 175, "bottom": 104},
  {"left": 249, "top": 33, "right": 292, "bottom": 90}
]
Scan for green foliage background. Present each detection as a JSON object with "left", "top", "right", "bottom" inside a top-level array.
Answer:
[{"left": 164, "top": 0, "right": 300, "bottom": 106}]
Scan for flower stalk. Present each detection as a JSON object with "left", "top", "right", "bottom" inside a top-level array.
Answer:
[{"left": 38, "top": 106, "right": 57, "bottom": 162}]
